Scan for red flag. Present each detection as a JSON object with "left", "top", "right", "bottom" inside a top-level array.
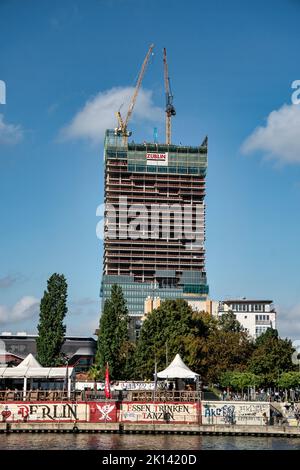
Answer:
[{"left": 105, "top": 362, "right": 111, "bottom": 399}]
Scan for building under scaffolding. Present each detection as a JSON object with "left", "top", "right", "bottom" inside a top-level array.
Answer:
[{"left": 101, "top": 130, "right": 209, "bottom": 338}]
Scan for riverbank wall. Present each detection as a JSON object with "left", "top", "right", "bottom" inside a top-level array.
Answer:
[
  {"left": 0, "top": 400, "right": 297, "bottom": 436},
  {"left": 1, "top": 421, "right": 300, "bottom": 437}
]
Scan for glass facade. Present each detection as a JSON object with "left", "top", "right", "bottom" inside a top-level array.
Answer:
[{"left": 101, "top": 274, "right": 208, "bottom": 317}]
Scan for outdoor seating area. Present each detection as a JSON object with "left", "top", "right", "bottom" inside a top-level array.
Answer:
[{"left": 0, "top": 354, "right": 75, "bottom": 400}]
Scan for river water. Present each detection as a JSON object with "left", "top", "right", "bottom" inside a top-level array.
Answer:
[{"left": 1, "top": 434, "right": 300, "bottom": 450}]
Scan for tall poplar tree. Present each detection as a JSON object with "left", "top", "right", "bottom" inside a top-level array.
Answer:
[
  {"left": 95, "top": 284, "right": 131, "bottom": 379},
  {"left": 36, "top": 273, "right": 68, "bottom": 366}
]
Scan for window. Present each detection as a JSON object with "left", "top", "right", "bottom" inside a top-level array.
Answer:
[{"left": 256, "top": 325, "right": 268, "bottom": 337}]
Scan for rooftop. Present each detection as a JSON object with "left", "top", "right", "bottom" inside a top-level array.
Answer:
[
  {"left": 0, "top": 333, "right": 96, "bottom": 341},
  {"left": 223, "top": 299, "right": 273, "bottom": 304}
]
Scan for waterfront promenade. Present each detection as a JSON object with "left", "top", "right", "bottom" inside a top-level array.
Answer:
[{"left": 1, "top": 421, "right": 300, "bottom": 438}]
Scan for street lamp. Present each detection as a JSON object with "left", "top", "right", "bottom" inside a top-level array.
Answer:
[
  {"left": 197, "top": 378, "right": 202, "bottom": 400},
  {"left": 62, "top": 353, "right": 69, "bottom": 399}
]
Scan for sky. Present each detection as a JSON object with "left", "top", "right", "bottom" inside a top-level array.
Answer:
[{"left": 0, "top": 0, "right": 300, "bottom": 339}]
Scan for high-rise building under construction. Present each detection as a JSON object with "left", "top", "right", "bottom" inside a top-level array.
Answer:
[{"left": 101, "top": 130, "right": 209, "bottom": 338}]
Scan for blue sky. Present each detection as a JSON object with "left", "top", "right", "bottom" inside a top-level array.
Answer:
[{"left": 1, "top": 0, "right": 300, "bottom": 338}]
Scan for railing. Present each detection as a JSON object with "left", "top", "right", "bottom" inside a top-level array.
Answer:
[
  {"left": 219, "top": 394, "right": 271, "bottom": 402},
  {"left": 129, "top": 391, "right": 202, "bottom": 402},
  {"left": 0, "top": 389, "right": 201, "bottom": 402},
  {"left": 0, "top": 390, "right": 81, "bottom": 402},
  {"left": 2, "top": 390, "right": 291, "bottom": 404},
  {"left": 81, "top": 390, "right": 126, "bottom": 401}
]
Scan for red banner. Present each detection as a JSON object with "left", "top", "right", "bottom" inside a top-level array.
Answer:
[{"left": 88, "top": 402, "right": 117, "bottom": 422}]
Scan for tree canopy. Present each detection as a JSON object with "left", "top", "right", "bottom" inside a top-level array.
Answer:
[
  {"left": 134, "top": 299, "right": 210, "bottom": 379},
  {"left": 95, "top": 284, "right": 133, "bottom": 380},
  {"left": 220, "top": 371, "right": 262, "bottom": 390},
  {"left": 277, "top": 372, "right": 300, "bottom": 389},
  {"left": 36, "top": 273, "right": 67, "bottom": 366},
  {"left": 248, "top": 329, "right": 294, "bottom": 385},
  {"left": 134, "top": 300, "right": 294, "bottom": 386},
  {"left": 203, "top": 328, "right": 254, "bottom": 383},
  {"left": 218, "top": 311, "right": 244, "bottom": 333},
  {"left": 94, "top": 293, "right": 294, "bottom": 387}
]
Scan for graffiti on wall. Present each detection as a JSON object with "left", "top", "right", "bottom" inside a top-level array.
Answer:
[{"left": 202, "top": 401, "right": 270, "bottom": 425}]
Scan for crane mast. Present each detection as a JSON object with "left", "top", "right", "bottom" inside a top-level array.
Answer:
[
  {"left": 115, "top": 44, "right": 154, "bottom": 139},
  {"left": 163, "top": 47, "right": 176, "bottom": 145}
]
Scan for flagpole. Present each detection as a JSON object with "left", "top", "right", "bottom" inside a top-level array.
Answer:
[
  {"left": 105, "top": 362, "right": 111, "bottom": 400},
  {"left": 154, "top": 356, "right": 157, "bottom": 402}
]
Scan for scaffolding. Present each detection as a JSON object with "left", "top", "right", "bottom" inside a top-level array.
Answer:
[{"left": 102, "top": 130, "right": 209, "bottom": 317}]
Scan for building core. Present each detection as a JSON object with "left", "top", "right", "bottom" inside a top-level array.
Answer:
[{"left": 101, "top": 130, "right": 209, "bottom": 338}]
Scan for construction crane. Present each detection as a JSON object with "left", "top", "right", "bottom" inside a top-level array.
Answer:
[
  {"left": 115, "top": 44, "right": 154, "bottom": 139},
  {"left": 163, "top": 47, "right": 176, "bottom": 145}
]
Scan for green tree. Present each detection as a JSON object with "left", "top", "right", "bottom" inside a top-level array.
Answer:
[
  {"left": 220, "top": 371, "right": 261, "bottom": 391},
  {"left": 219, "top": 311, "right": 244, "bottom": 333},
  {"left": 134, "top": 300, "right": 210, "bottom": 379},
  {"left": 36, "top": 273, "right": 67, "bottom": 366},
  {"left": 204, "top": 329, "right": 254, "bottom": 383},
  {"left": 249, "top": 329, "right": 295, "bottom": 385},
  {"left": 277, "top": 372, "right": 300, "bottom": 389},
  {"left": 219, "top": 371, "right": 235, "bottom": 389},
  {"left": 88, "top": 365, "right": 102, "bottom": 391},
  {"left": 95, "top": 284, "right": 132, "bottom": 380}
]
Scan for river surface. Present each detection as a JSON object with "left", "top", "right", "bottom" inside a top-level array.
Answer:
[{"left": 1, "top": 434, "right": 300, "bottom": 450}]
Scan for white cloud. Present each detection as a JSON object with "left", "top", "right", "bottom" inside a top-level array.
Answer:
[
  {"left": 241, "top": 104, "right": 300, "bottom": 165},
  {"left": 71, "top": 297, "right": 98, "bottom": 307},
  {"left": 277, "top": 303, "right": 300, "bottom": 340},
  {"left": 67, "top": 313, "right": 99, "bottom": 336},
  {"left": 60, "top": 86, "right": 164, "bottom": 145},
  {"left": 0, "top": 114, "right": 23, "bottom": 145},
  {"left": 65, "top": 297, "right": 100, "bottom": 335},
  {"left": 0, "top": 296, "right": 39, "bottom": 325},
  {"left": 0, "top": 275, "right": 17, "bottom": 289},
  {"left": 70, "top": 297, "right": 99, "bottom": 318}
]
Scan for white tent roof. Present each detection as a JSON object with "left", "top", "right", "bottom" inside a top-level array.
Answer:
[
  {"left": 0, "top": 353, "right": 74, "bottom": 379},
  {"left": 0, "top": 366, "right": 74, "bottom": 379},
  {"left": 16, "top": 353, "right": 41, "bottom": 368},
  {"left": 157, "top": 354, "right": 199, "bottom": 379}
]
